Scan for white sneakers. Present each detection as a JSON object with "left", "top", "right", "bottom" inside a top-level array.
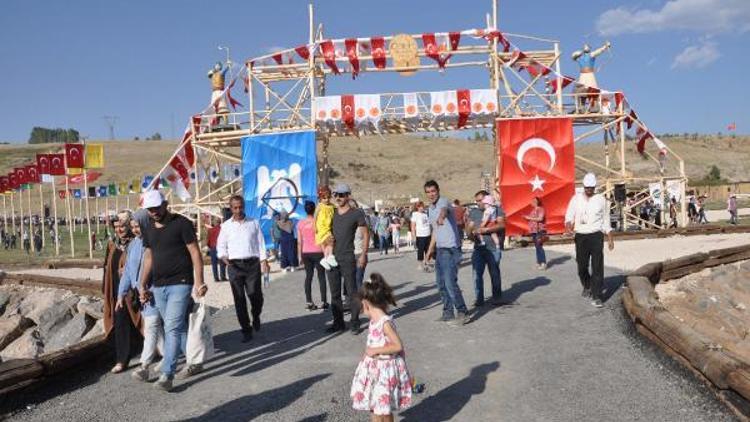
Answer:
[{"left": 320, "top": 255, "right": 339, "bottom": 270}]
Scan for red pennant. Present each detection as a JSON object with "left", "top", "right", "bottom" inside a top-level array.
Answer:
[
  {"left": 341, "top": 95, "right": 355, "bottom": 132},
  {"left": 457, "top": 89, "right": 471, "bottom": 128},
  {"left": 345, "top": 39, "right": 360, "bottom": 79},
  {"left": 37, "top": 154, "right": 51, "bottom": 175},
  {"left": 272, "top": 53, "right": 283, "bottom": 65},
  {"left": 26, "top": 164, "right": 40, "bottom": 184},
  {"left": 626, "top": 110, "right": 638, "bottom": 129},
  {"left": 371, "top": 37, "right": 386, "bottom": 69},
  {"left": 507, "top": 50, "right": 527, "bottom": 69},
  {"left": 320, "top": 40, "right": 340, "bottom": 74},
  {"left": 49, "top": 154, "right": 66, "bottom": 176},
  {"left": 525, "top": 62, "right": 551, "bottom": 78},
  {"left": 422, "top": 33, "right": 451, "bottom": 68},
  {"left": 637, "top": 130, "right": 652, "bottom": 155},
  {"left": 485, "top": 30, "right": 510, "bottom": 52},
  {"left": 449, "top": 32, "right": 461, "bottom": 50},
  {"left": 295, "top": 45, "right": 310, "bottom": 60},
  {"left": 549, "top": 76, "right": 575, "bottom": 93},
  {"left": 614, "top": 92, "right": 624, "bottom": 110},
  {"left": 227, "top": 78, "right": 243, "bottom": 110},
  {"left": 65, "top": 143, "right": 85, "bottom": 168}
]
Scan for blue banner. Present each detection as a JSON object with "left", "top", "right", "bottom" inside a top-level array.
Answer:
[{"left": 241, "top": 130, "right": 317, "bottom": 249}]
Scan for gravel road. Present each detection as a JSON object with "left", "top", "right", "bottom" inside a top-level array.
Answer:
[{"left": 1, "top": 237, "right": 741, "bottom": 421}]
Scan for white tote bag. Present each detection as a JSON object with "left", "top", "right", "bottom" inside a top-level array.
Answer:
[{"left": 186, "top": 300, "right": 215, "bottom": 364}]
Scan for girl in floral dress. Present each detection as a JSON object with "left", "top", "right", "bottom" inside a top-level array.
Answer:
[{"left": 351, "top": 273, "right": 412, "bottom": 421}]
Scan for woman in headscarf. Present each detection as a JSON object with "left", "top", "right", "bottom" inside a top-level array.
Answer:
[
  {"left": 102, "top": 210, "right": 142, "bottom": 374},
  {"left": 277, "top": 210, "right": 298, "bottom": 271}
]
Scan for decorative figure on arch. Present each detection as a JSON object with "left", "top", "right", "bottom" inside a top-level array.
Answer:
[
  {"left": 571, "top": 42, "right": 611, "bottom": 112},
  {"left": 207, "top": 61, "right": 230, "bottom": 124}
]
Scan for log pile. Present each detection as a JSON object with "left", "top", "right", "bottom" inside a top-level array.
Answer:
[
  {"left": 623, "top": 244, "right": 750, "bottom": 419},
  {"left": 542, "top": 224, "right": 750, "bottom": 246}
]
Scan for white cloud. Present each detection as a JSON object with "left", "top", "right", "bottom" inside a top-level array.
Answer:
[
  {"left": 671, "top": 40, "right": 721, "bottom": 69},
  {"left": 596, "top": 0, "right": 750, "bottom": 36}
]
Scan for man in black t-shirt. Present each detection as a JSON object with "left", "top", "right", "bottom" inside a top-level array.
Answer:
[
  {"left": 327, "top": 183, "right": 369, "bottom": 334},
  {"left": 138, "top": 190, "right": 207, "bottom": 392}
]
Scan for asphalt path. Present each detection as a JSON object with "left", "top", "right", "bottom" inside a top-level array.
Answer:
[{"left": 1, "top": 247, "right": 736, "bottom": 421}]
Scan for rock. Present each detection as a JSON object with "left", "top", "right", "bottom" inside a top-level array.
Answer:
[
  {"left": 81, "top": 319, "right": 104, "bottom": 341},
  {"left": 0, "top": 288, "right": 24, "bottom": 318},
  {"left": 739, "top": 260, "right": 750, "bottom": 272},
  {"left": 0, "top": 290, "right": 11, "bottom": 316},
  {"left": 77, "top": 298, "right": 104, "bottom": 320},
  {"left": 34, "top": 298, "right": 80, "bottom": 341},
  {"left": 45, "top": 313, "right": 95, "bottom": 353},
  {"left": 0, "top": 329, "right": 44, "bottom": 361},
  {"left": 0, "top": 315, "right": 34, "bottom": 351}
]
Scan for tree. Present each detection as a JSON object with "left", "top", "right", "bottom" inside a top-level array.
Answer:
[
  {"left": 708, "top": 165, "right": 721, "bottom": 181},
  {"left": 28, "top": 127, "right": 80, "bottom": 144},
  {"left": 150, "top": 132, "right": 162, "bottom": 141}
]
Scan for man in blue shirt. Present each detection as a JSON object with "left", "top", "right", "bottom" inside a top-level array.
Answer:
[
  {"left": 467, "top": 190, "right": 505, "bottom": 307},
  {"left": 424, "top": 180, "right": 469, "bottom": 326}
]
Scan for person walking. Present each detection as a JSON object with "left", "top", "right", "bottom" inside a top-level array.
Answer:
[
  {"left": 565, "top": 173, "right": 614, "bottom": 308},
  {"left": 350, "top": 199, "right": 368, "bottom": 291},
  {"left": 297, "top": 201, "right": 328, "bottom": 311},
  {"left": 138, "top": 190, "right": 208, "bottom": 391},
  {"left": 277, "top": 210, "right": 298, "bottom": 271},
  {"left": 728, "top": 192, "right": 738, "bottom": 225},
  {"left": 525, "top": 197, "right": 547, "bottom": 270},
  {"left": 217, "top": 195, "right": 270, "bottom": 343},
  {"left": 206, "top": 217, "right": 227, "bottom": 282},
  {"left": 410, "top": 201, "right": 431, "bottom": 271},
  {"left": 467, "top": 190, "right": 503, "bottom": 307},
  {"left": 390, "top": 215, "right": 402, "bottom": 254},
  {"left": 376, "top": 212, "right": 391, "bottom": 255},
  {"left": 424, "top": 180, "right": 470, "bottom": 325},
  {"left": 326, "top": 184, "right": 369, "bottom": 334}
]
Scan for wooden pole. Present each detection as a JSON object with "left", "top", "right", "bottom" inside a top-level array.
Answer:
[
  {"left": 115, "top": 191, "right": 119, "bottom": 213},
  {"left": 52, "top": 177, "right": 60, "bottom": 256},
  {"left": 39, "top": 183, "right": 45, "bottom": 248},
  {"left": 2, "top": 194, "right": 6, "bottom": 235},
  {"left": 27, "top": 187, "right": 33, "bottom": 248},
  {"left": 17, "top": 188, "right": 24, "bottom": 244},
  {"left": 83, "top": 170, "right": 93, "bottom": 259},
  {"left": 65, "top": 175, "right": 75, "bottom": 257},
  {"left": 126, "top": 193, "right": 130, "bottom": 210},
  {"left": 95, "top": 196, "right": 100, "bottom": 234},
  {"left": 10, "top": 191, "right": 16, "bottom": 234}
]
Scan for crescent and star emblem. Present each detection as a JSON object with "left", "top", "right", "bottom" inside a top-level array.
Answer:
[{"left": 516, "top": 137, "right": 557, "bottom": 192}]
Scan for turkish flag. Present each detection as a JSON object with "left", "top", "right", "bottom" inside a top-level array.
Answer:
[
  {"left": 65, "top": 143, "right": 85, "bottom": 168},
  {"left": 0, "top": 176, "right": 8, "bottom": 192},
  {"left": 9, "top": 173, "right": 19, "bottom": 190},
  {"left": 49, "top": 154, "right": 66, "bottom": 175},
  {"left": 58, "top": 190, "right": 67, "bottom": 200},
  {"left": 37, "top": 154, "right": 51, "bottom": 175},
  {"left": 370, "top": 37, "right": 386, "bottom": 69},
  {"left": 345, "top": 39, "right": 360, "bottom": 79},
  {"left": 26, "top": 164, "right": 40, "bottom": 184},
  {"left": 498, "top": 117, "right": 575, "bottom": 236},
  {"left": 456, "top": 89, "right": 471, "bottom": 128},
  {"left": 341, "top": 94, "right": 355, "bottom": 132},
  {"left": 14, "top": 168, "right": 27, "bottom": 184}
]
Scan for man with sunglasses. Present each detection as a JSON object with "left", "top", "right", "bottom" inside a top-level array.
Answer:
[
  {"left": 327, "top": 184, "right": 369, "bottom": 334},
  {"left": 565, "top": 173, "right": 614, "bottom": 308},
  {"left": 138, "top": 190, "right": 207, "bottom": 391}
]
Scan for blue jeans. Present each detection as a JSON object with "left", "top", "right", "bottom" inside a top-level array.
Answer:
[
  {"left": 472, "top": 246, "right": 501, "bottom": 304},
  {"left": 152, "top": 284, "right": 192, "bottom": 377},
  {"left": 355, "top": 253, "right": 367, "bottom": 291},
  {"left": 434, "top": 247, "right": 468, "bottom": 317},
  {"left": 379, "top": 235, "right": 390, "bottom": 254},
  {"left": 531, "top": 232, "right": 547, "bottom": 264},
  {"left": 209, "top": 248, "right": 226, "bottom": 281}
]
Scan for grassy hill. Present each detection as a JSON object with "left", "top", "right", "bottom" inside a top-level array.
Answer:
[{"left": 0, "top": 134, "right": 747, "bottom": 205}]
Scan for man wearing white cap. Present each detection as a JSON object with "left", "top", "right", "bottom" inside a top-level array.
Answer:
[
  {"left": 564, "top": 173, "right": 614, "bottom": 308},
  {"left": 138, "top": 190, "right": 207, "bottom": 391}
]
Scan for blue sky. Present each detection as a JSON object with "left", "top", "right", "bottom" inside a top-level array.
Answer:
[{"left": 0, "top": 0, "right": 747, "bottom": 142}]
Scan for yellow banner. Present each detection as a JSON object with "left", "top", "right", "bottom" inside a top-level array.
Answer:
[
  {"left": 68, "top": 167, "right": 82, "bottom": 175},
  {"left": 119, "top": 182, "right": 129, "bottom": 195},
  {"left": 133, "top": 178, "right": 141, "bottom": 193},
  {"left": 85, "top": 144, "right": 105, "bottom": 169}
]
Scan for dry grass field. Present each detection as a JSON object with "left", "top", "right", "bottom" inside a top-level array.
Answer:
[{"left": 0, "top": 134, "right": 747, "bottom": 206}]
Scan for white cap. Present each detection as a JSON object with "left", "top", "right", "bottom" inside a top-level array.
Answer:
[
  {"left": 142, "top": 190, "right": 164, "bottom": 208},
  {"left": 582, "top": 173, "right": 597, "bottom": 188}
]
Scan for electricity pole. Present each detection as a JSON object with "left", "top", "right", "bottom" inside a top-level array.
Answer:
[{"left": 102, "top": 116, "right": 119, "bottom": 140}]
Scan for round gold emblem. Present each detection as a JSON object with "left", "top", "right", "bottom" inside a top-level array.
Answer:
[{"left": 389, "top": 34, "right": 419, "bottom": 76}]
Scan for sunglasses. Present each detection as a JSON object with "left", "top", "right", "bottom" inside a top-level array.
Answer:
[{"left": 333, "top": 192, "right": 349, "bottom": 198}]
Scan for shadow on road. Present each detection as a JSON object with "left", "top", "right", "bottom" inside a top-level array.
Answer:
[
  {"left": 400, "top": 361, "right": 500, "bottom": 422},
  {"left": 503, "top": 276, "right": 552, "bottom": 303},
  {"left": 545, "top": 255, "right": 571, "bottom": 269},
  {"left": 179, "top": 373, "right": 330, "bottom": 421},
  {"left": 601, "top": 274, "right": 626, "bottom": 303},
  {"left": 172, "top": 311, "right": 338, "bottom": 391}
]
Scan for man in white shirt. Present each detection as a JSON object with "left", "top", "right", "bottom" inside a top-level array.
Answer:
[
  {"left": 217, "top": 195, "right": 270, "bottom": 342},
  {"left": 565, "top": 173, "right": 614, "bottom": 308}
]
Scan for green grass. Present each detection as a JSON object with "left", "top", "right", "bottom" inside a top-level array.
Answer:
[{"left": 0, "top": 225, "right": 107, "bottom": 267}]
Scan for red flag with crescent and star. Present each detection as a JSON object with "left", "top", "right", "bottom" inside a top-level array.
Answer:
[
  {"left": 65, "top": 143, "right": 85, "bottom": 168},
  {"left": 498, "top": 117, "right": 575, "bottom": 236},
  {"left": 37, "top": 154, "right": 50, "bottom": 175},
  {"left": 49, "top": 154, "right": 66, "bottom": 175},
  {"left": 25, "top": 164, "right": 40, "bottom": 184}
]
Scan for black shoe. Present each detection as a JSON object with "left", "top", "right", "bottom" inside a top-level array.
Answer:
[
  {"left": 472, "top": 301, "right": 485, "bottom": 308},
  {"left": 321, "top": 302, "right": 330, "bottom": 310},
  {"left": 241, "top": 331, "right": 253, "bottom": 343},
  {"left": 581, "top": 288, "right": 591, "bottom": 298},
  {"left": 306, "top": 303, "right": 318, "bottom": 311},
  {"left": 325, "top": 324, "right": 346, "bottom": 334},
  {"left": 252, "top": 318, "right": 261, "bottom": 332},
  {"left": 350, "top": 320, "right": 361, "bottom": 335}
]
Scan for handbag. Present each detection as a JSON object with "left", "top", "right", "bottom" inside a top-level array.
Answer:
[{"left": 186, "top": 300, "right": 215, "bottom": 365}]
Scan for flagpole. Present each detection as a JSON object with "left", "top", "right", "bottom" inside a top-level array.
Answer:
[
  {"left": 17, "top": 188, "right": 24, "bottom": 243},
  {"left": 126, "top": 192, "right": 130, "bottom": 210},
  {"left": 115, "top": 188, "right": 119, "bottom": 212},
  {"left": 27, "top": 186, "right": 33, "bottom": 247},
  {"left": 52, "top": 177, "right": 60, "bottom": 256},
  {"left": 10, "top": 191, "right": 16, "bottom": 234},
  {"left": 95, "top": 196, "right": 100, "bottom": 234},
  {"left": 2, "top": 194, "right": 7, "bottom": 236},
  {"left": 39, "top": 183, "right": 45, "bottom": 248},
  {"left": 82, "top": 166, "right": 93, "bottom": 259},
  {"left": 65, "top": 174, "right": 75, "bottom": 257}
]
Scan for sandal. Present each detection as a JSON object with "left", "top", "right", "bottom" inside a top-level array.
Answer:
[{"left": 111, "top": 363, "right": 125, "bottom": 374}]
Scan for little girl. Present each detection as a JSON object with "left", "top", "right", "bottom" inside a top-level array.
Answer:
[
  {"left": 351, "top": 273, "right": 412, "bottom": 421},
  {"left": 315, "top": 185, "right": 338, "bottom": 270},
  {"left": 481, "top": 194, "right": 501, "bottom": 249}
]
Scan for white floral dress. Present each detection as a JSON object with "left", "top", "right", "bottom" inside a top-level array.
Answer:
[{"left": 350, "top": 315, "right": 413, "bottom": 415}]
